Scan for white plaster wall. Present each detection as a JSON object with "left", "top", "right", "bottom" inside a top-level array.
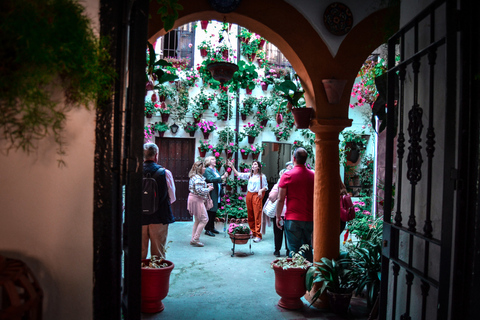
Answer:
[{"left": 0, "top": 0, "right": 98, "bottom": 319}]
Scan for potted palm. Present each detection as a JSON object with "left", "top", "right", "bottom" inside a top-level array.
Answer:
[{"left": 271, "top": 245, "right": 312, "bottom": 309}]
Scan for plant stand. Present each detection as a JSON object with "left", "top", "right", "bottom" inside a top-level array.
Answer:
[{"left": 228, "top": 233, "right": 254, "bottom": 257}]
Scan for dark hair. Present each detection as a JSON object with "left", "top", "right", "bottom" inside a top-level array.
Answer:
[
  {"left": 293, "top": 147, "right": 308, "bottom": 165},
  {"left": 250, "top": 161, "right": 263, "bottom": 188}
]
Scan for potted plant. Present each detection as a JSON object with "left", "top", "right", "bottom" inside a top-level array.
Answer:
[
  {"left": 191, "top": 104, "right": 204, "bottom": 123},
  {"left": 194, "top": 89, "right": 215, "bottom": 110},
  {"left": 260, "top": 74, "right": 275, "bottom": 91},
  {"left": 227, "top": 223, "right": 251, "bottom": 244},
  {"left": 197, "top": 120, "right": 217, "bottom": 139},
  {"left": 159, "top": 103, "right": 172, "bottom": 122},
  {"left": 250, "top": 143, "right": 263, "bottom": 160},
  {"left": 275, "top": 78, "right": 313, "bottom": 129},
  {"left": 240, "top": 96, "right": 257, "bottom": 120},
  {"left": 305, "top": 256, "right": 358, "bottom": 314},
  {"left": 237, "top": 27, "right": 253, "bottom": 43},
  {"left": 198, "top": 140, "right": 212, "bottom": 157},
  {"left": 145, "top": 101, "right": 159, "bottom": 118},
  {"left": 154, "top": 122, "right": 169, "bottom": 137},
  {"left": 240, "top": 37, "right": 261, "bottom": 62},
  {"left": 271, "top": 245, "right": 312, "bottom": 309},
  {"left": 163, "top": 57, "right": 190, "bottom": 70},
  {"left": 141, "top": 255, "right": 175, "bottom": 313},
  {"left": 340, "top": 130, "right": 368, "bottom": 166},
  {"left": 197, "top": 39, "right": 212, "bottom": 57},
  {"left": 239, "top": 146, "right": 250, "bottom": 160},
  {"left": 237, "top": 177, "right": 248, "bottom": 192},
  {"left": 224, "top": 142, "right": 239, "bottom": 159},
  {"left": 184, "top": 122, "right": 198, "bottom": 137},
  {"left": 156, "top": 84, "right": 175, "bottom": 102},
  {"left": 254, "top": 109, "right": 270, "bottom": 127},
  {"left": 231, "top": 60, "right": 258, "bottom": 93},
  {"left": 242, "top": 122, "right": 261, "bottom": 144},
  {"left": 271, "top": 123, "right": 293, "bottom": 142}
]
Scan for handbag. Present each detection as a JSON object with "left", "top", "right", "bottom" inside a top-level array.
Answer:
[
  {"left": 205, "top": 194, "right": 214, "bottom": 210},
  {"left": 340, "top": 194, "right": 355, "bottom": 222},
  {"left": 263, "top": 198, "right": 278, "bottom": 218}
]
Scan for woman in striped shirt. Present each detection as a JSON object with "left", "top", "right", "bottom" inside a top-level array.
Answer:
[{"left": 187, "top": 160, "right": 214, "bottom": 247}]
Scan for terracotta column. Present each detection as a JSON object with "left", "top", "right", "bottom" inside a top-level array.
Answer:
[{"left": 305, "top": 118, "right": 351, "bottom": 307}]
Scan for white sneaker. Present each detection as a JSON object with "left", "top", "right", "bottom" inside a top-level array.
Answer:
[{"left": 253, "top": 237, "right": 262, "bottom": 243}]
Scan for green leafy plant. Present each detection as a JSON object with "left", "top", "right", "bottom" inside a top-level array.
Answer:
[
  {"left": 275, "top": 78, "right": 305, "bottom": 111},
  {"left": 217, "top": 127, "right": 236, "bottom": 144},
  {"left": 240, "top": 96, "right": 258, "bottom": 116},
  {"left": 242, "top": 123, "right": 261, "bottom": 138},
  {"left": 214, "top": 92, "right": 233, "bottom": 120},
  {"left": 145, "top": 101, "right": 159, "bottom": 117},
  {"left": 183, "top": 122, "right": 197, "bottom": 133},
  {"left": 154, "top": 122, "right": 169, "bottom": 132},
  {"left": 0, "top": 0, "right": 116, "bottom": 161},
  {"left": 231, "top": 60, "right": 258, "bottom": 91},
  {"left": 198, "top": 140, "right": 213, "bottom": 153},
  {"left": 339, "top": 130, "right": 368, "bottom": 167},
  {"left": 271, "top": 123, "right": 293, "bottom": 141},
  {"left": 237, "top": 28, "right": 253, "bottom": 43},
  {"left": 155, "top": 0, "right": 184, "bottom": 32},
  {"left": 305, "top": 257, "right": 358, "bottom": 304},
  {"left": 193, "top": 89, "right": 215, "bottom": 110}
]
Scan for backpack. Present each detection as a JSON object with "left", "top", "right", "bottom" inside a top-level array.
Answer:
[
  {"left": 142, "top": 168, "right": 165, "bottom": 214},
  {"left": 340, "top": 194, "right": 355, "bottom": 222}
]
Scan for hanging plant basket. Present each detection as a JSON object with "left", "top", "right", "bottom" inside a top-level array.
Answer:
[
  {"left": 207, "top": 62, "right": 238, "bottom": 84},
  {"left": 291, "top": 108, "right": 313, "bottom": 129}
]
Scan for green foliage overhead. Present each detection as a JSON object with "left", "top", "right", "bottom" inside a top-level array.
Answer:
[
  {"left": 0, "top": 0, "right": 116, "bottom": 161},
  {"left": 156, "top": 0, "right": 183, "bottom": 32}
]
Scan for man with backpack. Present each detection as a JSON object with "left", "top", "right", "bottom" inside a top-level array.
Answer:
[{"left": 142, "top": 143, "right": 176, "bottom": 259}]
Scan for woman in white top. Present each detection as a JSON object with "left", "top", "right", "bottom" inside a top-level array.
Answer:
[{"left": 229, "top": 160, "right": 268, "bottom": 242}]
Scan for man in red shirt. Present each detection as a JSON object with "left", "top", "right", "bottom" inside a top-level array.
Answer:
[{"left": 275, "top": 148, "right": 314, "bottom": 262}]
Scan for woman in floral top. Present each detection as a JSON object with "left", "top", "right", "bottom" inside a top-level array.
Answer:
[
  {"left": 187, "top": 160, "right": 214, "bottom": 247},
  {"left": 229, "top": 160, "right": 268, "bottom": 243}
]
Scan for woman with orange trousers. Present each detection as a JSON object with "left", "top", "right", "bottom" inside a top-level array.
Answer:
[{"left": 229, "top": 160, "right": 268, "bottom": 242}]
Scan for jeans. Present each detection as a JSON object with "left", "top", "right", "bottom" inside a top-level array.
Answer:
[{"left": 284, "top": 220, "right": 313, "bottom": 262}]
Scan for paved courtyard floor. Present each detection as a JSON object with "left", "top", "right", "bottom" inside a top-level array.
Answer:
[{"left": 141, "top": 221, "right": 370, "bottom": 320}]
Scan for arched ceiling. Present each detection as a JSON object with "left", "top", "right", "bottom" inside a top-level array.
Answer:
[{"left": 148, "top": 0, "right": 398, "bottom": 121}]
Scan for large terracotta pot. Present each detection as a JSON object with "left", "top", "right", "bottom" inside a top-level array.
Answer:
[
  {"left": 272, "top": 259, "right": 308, "bottom": 309},
  {"left": 228, "top": 232, "right": 250, "bottom": 245},
  {"left": 291, "top": 108, "right": 313, "bottom": 129},
  {"left": 141, "top": 259, "right": 175, "bottom": 313}
]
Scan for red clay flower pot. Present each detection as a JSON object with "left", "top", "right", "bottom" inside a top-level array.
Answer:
[
  {"left": 246, "top": 87, "right": 252, "bottom": 95},
  {"left": 248, "top": 136, "right": 255, "bottom": 144},
  {"left": 198, "top": 147, "right": 206, "bottom": 157},
  {"left": 141, "top": 259, "right": 175, "bottom": 313},
  {"left": 261, "top": 83, "right": 268, "bottom": 91},
  {"left": 291, "top": 108, "right": 313, "bottom": 129},
  {"left": 272, "top": 259, "right": 308, "bottom": 310},
  {"left": 200, "top": 48, "right": 207, "bottom": 57},
  {"left": 200, "top": 20, "right": 208, "bottom": 30},
  {"left": 203, "top": 132, "right": 210, "bottom": 140},
  {"left": 161, "top": 114, "right": 169, "bottom": 122}
]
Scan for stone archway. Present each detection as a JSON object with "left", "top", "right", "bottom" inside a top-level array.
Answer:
[{"left": 146, "top": 0, "right": 398, "bottom": 262}]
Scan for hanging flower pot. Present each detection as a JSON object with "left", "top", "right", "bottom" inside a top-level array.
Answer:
[
  {"left": 252, "top": 153, "right": 259, "bottom": 160},
  {"left": 246, "top": 87, "right": 252, "bottom": 95},
  {"left": 241, "top": 185, "right": 248, "bottom": 192},
  {"left": 158, "top": 131, "right": 165, "bottom": 137},
  {"left": 200, "top": 20, "right": 209, "bottom": 30},
  {"left": 248, "top": 135, "right": 255, "bottom": 144},
  {"left": 321, "top": 79, "right": 347, "bottom": 104},
  {"left": 241, "top": 114, "right": 247, "bottom": 121},
  {"left": 200, "top": 48, "right": 208, "bottom": 57},
  {"left": 291, "top": 108, "right": 313, "bottom": 129},
  {"left": 257, "top": 59, "right": 264, "bottom": 67},
  {"left": 159, "top": 94, "right": 166, "bottom": 102},
  {"left": 222, "top": 114, "right": 228, "bottom": 121},
  {"left": 276, "top": 113, "right": 283, "bottom": 124},
  {"left": 241, "top": 150, "right": 248, "bottom": 160},
  {"left": 198, "top": 147, "right": 206, "bottom": 157},
  {"left": 193, "top": 115, "right": 201, "bottom": 123},
  {"left": 146, "top": 113, "right": 153, "bottom": 119},
  {"left": 248, "top": 53, "right": 256, "bottom": 62},
  {"left": 189, "top": 131, "right": 195, "bottom": 137},
  {"left": 225, "top": 150, "right": 233, "bottom": 159},
  {"left": 260, "top": 119, "right": 268, "bottom": 126},
  {"left": 161, "top": 114, "right": 169, "bottom": 122},
  {"left": 259, "top": 39, "right": 266, "bottom": 48},
  {"left": 141, "top": 259, "right": 175, "bottom": 313},
  {"left": 261, "top": 83, "right": 268, "bottom": 91},
  {"left": 203, "top": 132, "right": 210, "bottom": 140}
]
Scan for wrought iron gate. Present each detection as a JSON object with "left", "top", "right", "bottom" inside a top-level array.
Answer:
[{"left": 379, "top": 0, "right": 458, "bottom": 319}]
